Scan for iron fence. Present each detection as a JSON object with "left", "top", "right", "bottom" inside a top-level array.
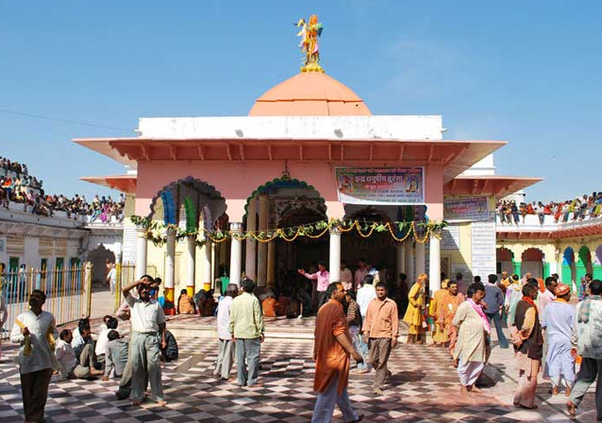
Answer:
[{"left": 1, "top": 265, "right": 92, "bottom": 338}]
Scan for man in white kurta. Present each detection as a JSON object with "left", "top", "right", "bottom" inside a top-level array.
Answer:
[
  {"left": 453, "top": 283, "right": 491, "bottom": 395},
  {"left": 214, "top": 283, "right": 238, "bottom": 380},
  {"left": 542, "top": 283, "right": 575, "bottom": 395},
  {"left": 122, "top": 277, "right": 167, "bottom": 406},
  {"left": 11, "top": 289, "right": 58, "bottom": 423}
]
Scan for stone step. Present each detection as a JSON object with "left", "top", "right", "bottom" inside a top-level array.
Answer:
[{"left": 167, "top": 316, "right": 433, "bottom": 343}]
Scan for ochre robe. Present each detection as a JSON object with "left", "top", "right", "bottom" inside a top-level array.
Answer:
[
  {"left": 430, "top": 288, "right": 449, "bottom": 343},
  {"left": 403, "top": 282, "right": 425, "bottom": 335},
  {"left": 313, "top": 299, "right": 351, "bottom": 395}
]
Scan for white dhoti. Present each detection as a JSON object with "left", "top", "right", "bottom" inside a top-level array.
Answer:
[{"left": 457, "top": 359, "right": 485, "bottom": 386}]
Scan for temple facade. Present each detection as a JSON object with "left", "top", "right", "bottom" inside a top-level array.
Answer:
[{"left": 77, "top": 64, "right": 540, "bottom": 311}]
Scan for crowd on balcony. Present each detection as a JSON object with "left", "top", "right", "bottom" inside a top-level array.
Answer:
[
  {"left": 497, "top": 192, "right": 602, "bottom": 225},
  {"left": 0, "top": 153, "right": 125, "bottom": 222},
  {"left": 0, "top": 155, "right": 29, "bottom": 176}
]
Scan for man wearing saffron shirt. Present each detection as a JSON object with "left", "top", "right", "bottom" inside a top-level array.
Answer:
[
  {"left": 362, "top": 282, "right": 398, "bottom": 395},
  {"left": 312, "top": 282, "right": 364, "bottom": 423},
  {"left": 299, "top": 261, "right": 330, "bottom": 309}
]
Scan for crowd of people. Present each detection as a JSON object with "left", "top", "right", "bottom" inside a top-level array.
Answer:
[
  {"left": 416, "top": 270, "right": 602, "bottom": 419},
  {"left": 0, "top": 155, "right": 29, "bottom": 177},
  {"left": 5, "top": 259, "right": 602, "bottom": 423},
  {"left": 497, "top": 192, "right": 602, "bottom": 224},
  {"left": 0, "top": 153, "right": 125, "bottom": 222},
  {"left": 0, "top": 177, "right": 125, "bottom": 222}
]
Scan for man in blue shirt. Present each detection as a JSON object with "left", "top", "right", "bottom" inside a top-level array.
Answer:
[{"left": 484, "top": 274, "right": 509, "bottom": 349}]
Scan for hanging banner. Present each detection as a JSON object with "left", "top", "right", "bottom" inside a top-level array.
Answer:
[
  {"left": 444, "top": 196, "right": 489, "bottom": 222},
  {"left": 335, "top": 167, "right": 425, "bottom": 205}
]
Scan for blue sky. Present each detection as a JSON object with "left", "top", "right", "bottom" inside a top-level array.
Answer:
[{"left": 1, "top": 1, "right": 601, "bottom": 202}]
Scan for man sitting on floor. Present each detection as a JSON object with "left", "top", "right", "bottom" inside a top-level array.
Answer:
[
  {"left": 55, "top": 329, "right": 103, "bottom": 379},
  {"left": 262, "top": 292, "right": 279, "bottom": 318},
  {"left": 96, "top": 317, "right": 118, "bottom": 367},
  {"left": 102, "top": 330, "right": 129, "bottom": 381}
]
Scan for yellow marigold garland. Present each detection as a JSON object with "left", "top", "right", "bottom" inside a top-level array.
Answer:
[{"left": 130, "top": 215, "right": 446, "bottom": 246}]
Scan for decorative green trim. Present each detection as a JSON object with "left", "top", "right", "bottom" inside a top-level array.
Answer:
[
  {"left": 183, "top": 197, "right": 196, "bottom": 232},
  {"left": 513, "top": 261, "right": 521, "bottom": 277},
  {"left": 543, "top": 262, "right": 550, "bottom": 279}
]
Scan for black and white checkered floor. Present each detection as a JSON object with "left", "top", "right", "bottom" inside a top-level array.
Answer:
[{"left": 0, "top": 337, "right": 537, "bottom": 423}]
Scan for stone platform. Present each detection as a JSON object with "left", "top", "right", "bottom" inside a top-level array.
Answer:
[{"left": 165, "top": 314, "right": 416, "bottom": 342}]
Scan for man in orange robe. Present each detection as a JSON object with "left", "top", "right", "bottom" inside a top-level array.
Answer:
[{"left": 312, "top": 282, "right": 364, "bottom": 423}]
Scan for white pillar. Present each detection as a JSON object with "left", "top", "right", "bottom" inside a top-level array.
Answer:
[
  {"left": 186, "top": 235, "right": 196, "bottom": 294},
  {"left": 257, "top": 194, "right": 268, "bottom": 286},
  {"left": 165, "top": 228, "right": 176, "bottom": 289},
  {"left": 429, "top": 236, "right": 441, "bottom": 296},
  {"left": 329, "top": 228, "right": 342, "bottom": 282},
  {"left": 245, "top": 197, "right": 257, "bottom": 280},
  {"left": 404, "top": 243, "right": 414, "bottom": 283},
  {"left": 165, "top": 228, "right": 176, "bottom": 310},
  {"left": 208, "top": 241, "right": 215, "bottom": 288},
  {"left": 135, "top": 227, "right": 148, "bottom": 279},
  {"left": 267, "top": 241, "right": 276, "bottom": 287},
  {"left": 397, "top": 243, "right": 406, "bottom": 279},
  {"left": 415, "top": 241, "right": 426, "bottom": 277},
  {"left": 229, "top": 222, "right": 243, "bottom": 286}
]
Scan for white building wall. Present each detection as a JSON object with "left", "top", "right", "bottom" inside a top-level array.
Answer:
[
  {"left": 23, "top": 237, "right": 40, "bottom": 268},
  {"left": 461, "top": 154, "right": 496, "bottom": 177},
  {"left": 138, "top": 115, "right": 444, "bottom": 141}
]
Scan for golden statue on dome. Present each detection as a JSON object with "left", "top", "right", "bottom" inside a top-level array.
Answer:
[{"left": 295, "top": 15, "right": 324, "bottom": 73}]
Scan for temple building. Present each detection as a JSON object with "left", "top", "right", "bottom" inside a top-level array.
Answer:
[{"left": 76, "top": 25, "right": 540, "bottom": 310}]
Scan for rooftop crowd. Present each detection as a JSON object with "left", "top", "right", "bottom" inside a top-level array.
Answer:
[
  {"left": 0, "top": 153, "right": 125, "bottom": 222},
  {"left": 497, "top": 191, "right": 602, "bottom": 225}
]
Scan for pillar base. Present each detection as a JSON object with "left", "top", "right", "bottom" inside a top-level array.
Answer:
[
  {"left": 186, "top": 285, "right": 194, "bottom": 297},
  {"left": 163, "top": 287, "right": 175, "bottom": 315}
]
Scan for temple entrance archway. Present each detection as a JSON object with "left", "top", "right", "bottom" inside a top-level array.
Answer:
[
  {"left": 244, "top": 175, "right": 327, "bottom": 296},
  {"left": 147, "top": 176, "right": 227, "bottom": 309},
  {"left": 521, "top": 248, "right": 544, "bottom": 279},
  {"left": 342, "top": 204, "right": 427, "bottom": 288},
  {"left": 496, "top": 247, "right": 514, "bottom": 276},
  {"left": 86, "top": 245, "right": 115, "bottom": 286}
]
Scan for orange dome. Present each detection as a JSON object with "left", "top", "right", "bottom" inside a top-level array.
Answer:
[{"left": 249, "top": 72, "right": 371, "bottom": 116}]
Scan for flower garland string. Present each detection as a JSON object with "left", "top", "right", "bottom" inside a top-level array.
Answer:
[{"left": 130, "top": 215, "right": 446, "bottom": 247}]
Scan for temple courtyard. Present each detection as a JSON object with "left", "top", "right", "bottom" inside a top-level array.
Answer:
[{"left": 0, "top": 313, "right": 598, "bottom": 423}]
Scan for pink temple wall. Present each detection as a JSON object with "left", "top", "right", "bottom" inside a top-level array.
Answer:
[{"left": 134, "top": 160, "right": 444, "bottom": 222}]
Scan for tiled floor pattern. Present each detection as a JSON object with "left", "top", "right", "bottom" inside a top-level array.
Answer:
[{"left": 0, "top": 338, "right": 596, "bottom": 422}]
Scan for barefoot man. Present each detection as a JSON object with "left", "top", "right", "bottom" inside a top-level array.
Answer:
[
  {"left": 452, "top": 283, "right": 491, "bottom": 396},
  {"left": 11, "top": 289, "right": 58, "bottom": 423},
  {"left": 122, "top": 277, "right": 168, "bottom": 406}
]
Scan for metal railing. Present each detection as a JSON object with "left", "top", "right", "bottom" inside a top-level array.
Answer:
[{"left": 1, "top": 265, "right": 92, "bottom": 338}]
